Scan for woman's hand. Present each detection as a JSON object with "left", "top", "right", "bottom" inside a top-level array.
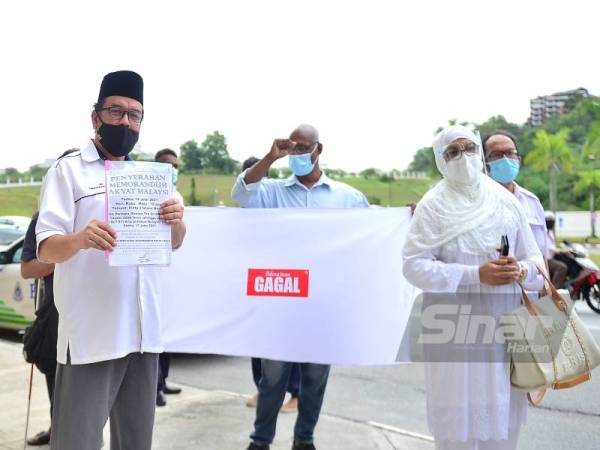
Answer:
[{"left": 479, "top": 256, "right": 520, "bottom": 286}]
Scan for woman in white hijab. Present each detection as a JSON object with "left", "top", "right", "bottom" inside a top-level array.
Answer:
[{"left": 403, "top": 125, "right": 545, "bottom": 450}]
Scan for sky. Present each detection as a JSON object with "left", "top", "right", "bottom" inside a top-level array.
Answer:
[{"left": 1, "top": 0, "right": 598, "bottom": 173}]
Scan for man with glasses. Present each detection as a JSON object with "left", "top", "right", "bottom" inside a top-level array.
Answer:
[
  {"left": 240, "top": 156, "right": 302, "bottom": 414},
  {"left": 232, "top": 124, "right": 369, "bottom": 450},
  {"left": 482, "top": 130, "right": 550, "bottom": 269},
  {"left": 36, "top": 70, "right": 185, "bottom": 450}
]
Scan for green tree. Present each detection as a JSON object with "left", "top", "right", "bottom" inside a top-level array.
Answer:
[
  {"left": 540, "top": 98, "right": 600, "bottom": 146},
  {"left": 180, "top": 140, "right": 204, "bottom": 172},
  {"left": 478, "top": 115, "right": 525, "bottom": 143},
  {"left": 583, "top": 120, "right": 600, "bottom": 157},
  {"left": 200, "top": 131, "right": 239, "bottom": 174},
  {"left": 359, "top": 168, "right": 380, "bottom": 179},
  {"left": 577, "top": 121, "right": 600, "bottom": 235},
  {"left": 378, "top": 173, "right": 393, "bottom": 183},
  {"left": 324, "top": 168, "right": 348, "bottom": 179},
  {"left": 574, "top": 170, "right": 600, "bottom": 236},
  {"left": 525, "top": 129, "right": 575, "bottom": 214},
  {"left": 27, "top": 164, "right": 49, "bottom": 181},
  {"left": 407, "top": 147, "right": 436, "bottom": 176}
]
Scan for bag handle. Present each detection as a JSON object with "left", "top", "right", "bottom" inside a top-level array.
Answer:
[
  {"left": 531, "top": 261, "right": 568, "bottom": 312},
  {"left": 519, "top": 261, "right": 568, "bottom": 313},
  {"left": 518, "top": 284, "right": 539, "bottom": 316},
  {"left": 527, "top": 388, "right": 546, "bottom": 406}
]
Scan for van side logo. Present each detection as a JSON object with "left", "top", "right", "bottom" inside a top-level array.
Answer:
[{"left": 247, "top": 269, "right": 309, "bottom": 297}]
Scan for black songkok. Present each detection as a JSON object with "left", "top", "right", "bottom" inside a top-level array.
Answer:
[{"left": 97, "top": 70, "right": 143, "bottom": 104}]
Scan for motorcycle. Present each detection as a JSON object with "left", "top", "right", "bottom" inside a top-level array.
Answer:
[{"left": 553, "top": 240, "right": 600, "bottom": 314}]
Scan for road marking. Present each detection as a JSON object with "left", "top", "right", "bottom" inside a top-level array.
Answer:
[
  {"left": 214, "top": 389, "right": 248, "bottom": 399},
  {"left": 367, "top": 421, "right": 434, "bottom": 442},
  {"left": 211, "top": 388, "right": 435, "bottom": 443}
]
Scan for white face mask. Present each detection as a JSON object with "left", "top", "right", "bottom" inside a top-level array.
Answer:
[{"left": 444, "top": 153, "right": 483, "bottom": 185}]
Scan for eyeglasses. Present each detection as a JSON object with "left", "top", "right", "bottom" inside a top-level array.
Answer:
[
  {"left": 289, "top": 142, "right": 318, "bottom": 155},
  {"left": 98, "top": 106, "right": 144, "bottom": 124},
  {"left": 486, "top": 150, "right": 519, "bottom": 161},
  {"left": 442, "top": 142, "right": 479, "bottom": 162}
]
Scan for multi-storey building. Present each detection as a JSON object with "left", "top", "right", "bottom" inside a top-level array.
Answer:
[{"left": 528, "top": 87, "right": 589, "bottom": 126}]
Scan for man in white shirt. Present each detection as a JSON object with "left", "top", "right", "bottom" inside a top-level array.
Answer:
[
  {"left": 483, "top": 131, "right": 548, "bottom": 258},
  {"left": 36, "top": 70, "right": 185, "bottom": 450},
  {"left": 232, "top": 124, "right": 368, "bottom": 450}
]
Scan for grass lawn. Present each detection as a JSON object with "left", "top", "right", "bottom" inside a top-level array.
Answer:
[
  {"left": 0, "top": 186, "right": 41, "bottom": 217},
  {"left": 339, "top": 177, "right": 434, "bottom": 206},
  {"left": 0, "top": 175, "right": 436, "bottom": 217},
  {"left": 177, "top": 174, "right": 435, "bottom": 207},
  {"left": 178, "top": 174, "right": 237, "bottom": 206}
]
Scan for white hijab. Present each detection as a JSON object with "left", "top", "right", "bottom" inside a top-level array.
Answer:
[{"left": 404, "top": 125, "right": 528, "bottom": 256}]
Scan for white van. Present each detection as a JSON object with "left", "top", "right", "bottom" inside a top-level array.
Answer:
[{"left": 0, "top": 234, "right": 36, "bottom": 330}]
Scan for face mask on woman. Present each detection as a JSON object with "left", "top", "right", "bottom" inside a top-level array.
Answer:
[{"left": 444, "top": 153, "right": 483, "bottom": 185}]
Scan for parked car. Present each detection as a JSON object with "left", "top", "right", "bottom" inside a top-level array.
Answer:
[
  {"left": 0, "top": 226, "right": 25, "bottom": 247},
  {"left": 0, "top": 236, "right": 35, "bottom": 330},
  {"left": 0, "top": 216, "right": 31, "bottom": 231}
]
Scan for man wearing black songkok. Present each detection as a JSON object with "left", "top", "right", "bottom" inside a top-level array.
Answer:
[{"left": 36, "top": 70, "right": 186, "bottom": 450}]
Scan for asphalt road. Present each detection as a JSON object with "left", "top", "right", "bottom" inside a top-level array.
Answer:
[
  {"left": 1, "top": 302, "right": 599, "bottom": 450},
  {"left": 167, "top": 301, "right": 600, "bottom": 450}
]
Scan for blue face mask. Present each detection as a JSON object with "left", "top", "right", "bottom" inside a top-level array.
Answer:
[
  {"left": 172, "top": 167, "right": 179, "bottom": 186},
  {"left": 488, "top": 158, "right": 520, "bottom": 184},
  {"left": 289, "top": 147, "right": 318, "bottom": 176}
]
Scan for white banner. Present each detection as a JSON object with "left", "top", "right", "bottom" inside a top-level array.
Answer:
[{"left": 161, "top": 207, "right": 414, "bottom": 365}]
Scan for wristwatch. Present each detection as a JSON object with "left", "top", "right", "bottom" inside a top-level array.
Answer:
[{"left": 517, "top": 262, "right": 528, "bottom": 284}]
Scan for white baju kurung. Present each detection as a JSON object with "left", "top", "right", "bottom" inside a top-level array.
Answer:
[
  {"left": 404, "top": 226, "right": 543, "bottom": 445},
  {"left": 402, "top": 125, "right": 545, "bottom": 450}
]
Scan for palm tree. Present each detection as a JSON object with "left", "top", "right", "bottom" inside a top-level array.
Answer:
[
  {"left": 524, "top": 129, "right": 575, "bottom": 215},
  {"left": 578, "top": 121, "right": 600, "bottom": 236},
  {"left": 574, "top": 169, "right": 600, "bottom": 237}
]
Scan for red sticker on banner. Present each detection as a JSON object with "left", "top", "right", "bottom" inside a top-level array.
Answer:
[{"left": 247, "top": 269, "right": 310, "bottom": 297}]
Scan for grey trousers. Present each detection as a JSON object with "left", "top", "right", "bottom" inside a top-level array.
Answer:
[{"left": 50, "top": 352, "right": 159, "bottom": 450}]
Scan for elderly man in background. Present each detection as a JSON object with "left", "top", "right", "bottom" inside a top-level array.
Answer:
[
  {"left": 240, "top": 155, "right": 302, "bottom": 414},
  {"left": 232, "top": 124, "right": 368, "bottom": 450},
  {"left": 482, "top": 130, "right": 567, "bottom": 282}
]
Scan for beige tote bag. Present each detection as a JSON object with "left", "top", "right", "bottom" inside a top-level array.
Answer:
[{"left": 502, "top": 262, "right": 600, "bottom": 405}]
